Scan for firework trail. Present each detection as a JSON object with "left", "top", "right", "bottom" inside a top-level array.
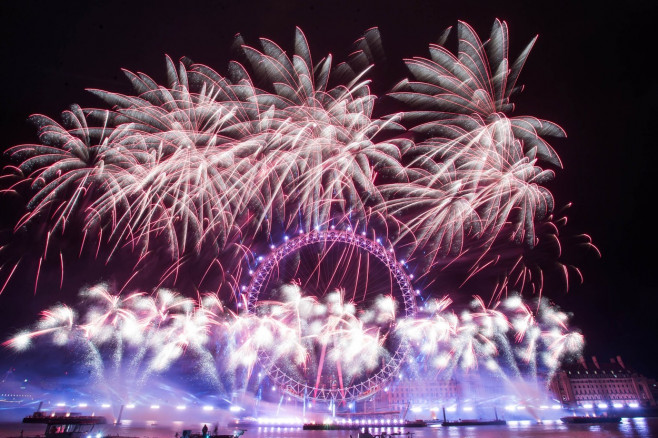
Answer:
[
  {"left": 379, "top": 20, "right": 587, "bottom": 296},
  {"left": 0, "top": 20, "right": 596, "bottom": 299},
  {"left": 0, "top": 20, "right": 594, "bottom": 402},
  {"left": 396, "top": 294, "right": 583, "bottom": 388},
  {"left": 4, "top": 284, "right": 582, "bottom": 402},
  {"left": 3, "top": 303, "right": 105, "bottom": 382}
]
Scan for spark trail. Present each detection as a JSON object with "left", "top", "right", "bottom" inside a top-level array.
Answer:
[{"left": 1, "top": 19, "right": 594, "bottom": 403}]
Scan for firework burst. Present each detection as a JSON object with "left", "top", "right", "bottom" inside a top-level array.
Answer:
[
  {"left": 4, "top": 284, "right": 582, "bottom": 403},
  {"left": 1, "top": 20, "right": 593, "bottom": 403}
]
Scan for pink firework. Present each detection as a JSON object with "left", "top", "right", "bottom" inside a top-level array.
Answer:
[{"left": 0, "top": 20, "right": 595, "bottom": 402}]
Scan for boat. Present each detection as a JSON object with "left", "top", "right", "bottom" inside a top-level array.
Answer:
[
  {"left": 357, "top": 431, "right": 414, "bottom": 438},
  {"left": 302, "top": 423, "right": 360, "bottom": 430},
  {"left": 401, "top": 420, "right": 427, "bottom": 427},
  {"left": 215, "top": 431, "right": 246, "bottom": 438},
  {"left": 21, "top": 411, "right": 107, "bottom": 438},
  {"left": 303, "top": 420, "right": 426, "bottom": 430},
  {"left": 181, "top": 429, "right": 246, "bottom": 438},
  {"left": 441, "top": 419, "right": 507, "bottom": 426},
  {"left": 560, "top": 415, "right": 621, "bottom": 424},
  {"left": 440, "top": 407, "right": 506, "bottom": 427}
]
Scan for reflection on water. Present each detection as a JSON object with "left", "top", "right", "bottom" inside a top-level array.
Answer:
[{"left": 1, "top": 418, "right": 657, "bottom": 438}]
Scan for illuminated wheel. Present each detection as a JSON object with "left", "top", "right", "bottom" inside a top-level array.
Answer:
[{"left": 245, "top": 230, "right": 416, "bottom": 402}]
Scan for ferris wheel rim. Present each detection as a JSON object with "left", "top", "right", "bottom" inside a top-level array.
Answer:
[{"left": 244, "top": 229, "right": 417, "bottom": 402}]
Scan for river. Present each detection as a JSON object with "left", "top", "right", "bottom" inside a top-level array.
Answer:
[{"left": 1, "top": 418, "right": 657, "bottom": 438}]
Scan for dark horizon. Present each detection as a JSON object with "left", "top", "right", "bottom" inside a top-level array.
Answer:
[{"left": 0, "top": 0, "right": 656, "bottom": 381}]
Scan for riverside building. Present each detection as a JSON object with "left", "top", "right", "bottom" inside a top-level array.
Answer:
[{"left": 549, "top": 356, "right": 655, "bottom": 408}]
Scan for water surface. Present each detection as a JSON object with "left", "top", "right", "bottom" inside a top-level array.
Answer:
[{"left": 2, "top": 418, "right": 657, "bottom": 438}]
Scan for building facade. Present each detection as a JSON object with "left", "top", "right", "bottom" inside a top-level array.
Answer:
[
  {"left": 374, "top": 375, "right": 462, "bottom": 412},
  {"left": 549, "top": 356, "right": 655, "bottom": 408},
  {"left": 371, "top": 356, "right": 655, "bottom": 414}
]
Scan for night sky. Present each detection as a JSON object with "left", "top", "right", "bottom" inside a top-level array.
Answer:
[{"left": 0, "top": 0, "right": 656, "bottom": 379}]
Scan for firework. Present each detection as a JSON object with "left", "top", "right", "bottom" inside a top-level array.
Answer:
[
  {"left": 1, "top": 20, "right": 592, "bottom": 404},
  {"left": 5, "top": 284, "right": 581, "bottom": 405},
  {"left": 396, "top": 294, "right": 582, "bottom": 383},
  {"left": 3, "top": 21, "right": 589, "bottom": 298},
  {"left": 378, "top": 20, "right": 583, "bottom": 296}
]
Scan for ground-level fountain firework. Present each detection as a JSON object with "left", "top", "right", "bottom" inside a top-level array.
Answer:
[
  {"left": 3, "top": 231, "right": 582, "bottom": 406},
  {"left": 1, "top": 19, "right": 592, "bottom": 411}
]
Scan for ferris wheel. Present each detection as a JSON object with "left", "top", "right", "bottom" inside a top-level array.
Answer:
[{"left": 245, "top": 230, "right": 417, "bottom": 402}]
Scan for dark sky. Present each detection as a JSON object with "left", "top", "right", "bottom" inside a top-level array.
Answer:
[{"left": 0, "top": 0, "right": 656, "bottom": 378}]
